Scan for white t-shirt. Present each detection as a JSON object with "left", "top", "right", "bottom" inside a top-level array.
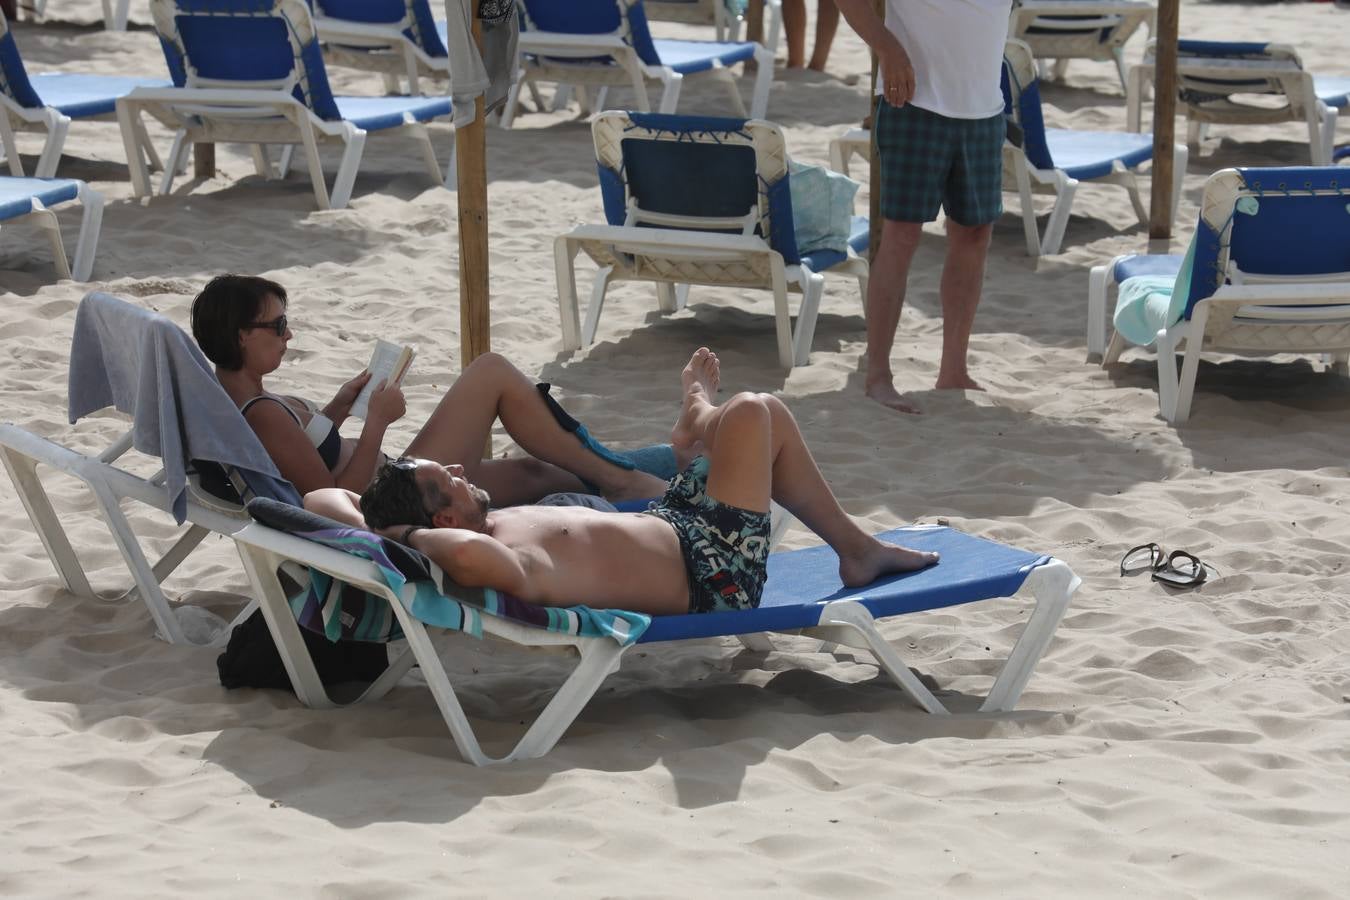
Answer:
[{"left": 876, "top": 0, "right": 1012, "bottom": 120}]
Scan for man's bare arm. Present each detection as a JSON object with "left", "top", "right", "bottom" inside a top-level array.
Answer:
[
  {"left": 304, "top": 488, "right": 366, "bottom": 526},
  {"left": 406, "top": 530, "right": 529, "bottom": 595},
  {"left": 833, "top": 0, "right": 915, "bottom": 105}
]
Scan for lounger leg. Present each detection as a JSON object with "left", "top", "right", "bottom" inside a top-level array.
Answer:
[
  {"left": 582, "top": 265, "right": 615, "bottom": 346},
  {"left": 1, "top": 115, "right": 22, "bottom": 175},
  {"left": 1040, "top": 176, "right": 1076, "bottom": 256},
  {"left": 592, "top": 86, "right": 610, "bottom": 113},
  {"left": 406, "top": 121, "right": 444, "bottom": 186},
  {"left": 70, "top": 183, "right": 103, "bottom": 282},
  {"left": 749, "top": 44, "right": 774, "bottom": 119},
  {"left": 1112, "top": 48, "right": 1128, "bottom": 94},
  {"left": 129, "top": 110, "right": 164, "bottom": 174},
  {"left": 1102, "top": 328, "right": 1127, "bottom": 367},
  {"left": 674, "top": 283, "right": 690, "bottom": 310},
  {"left": 1171, "top": 310, "right": 1207, "bottom": 424},
  {"left": 1008, "top": 148, "right": 1041, "bottom": 257},
  {"left": 1330, "top": 350, "right": 1349, "bottom": 377},
  {"left": 1051, "top": 58, "right": 1069, "bottom": 82},
  {"left": 1087, "top": 263, "right": 1111, "bottom": 359},
  {"left": 657, "top": 72, "right": 683, "bottom": 115},
  {"left": 738, "top": 634, "right": 775, "bottom": 652},
  {"left": 29, "top": 200, "right": 71, "bottom": 279},
  {"left": 705, "top": 64, "right": 747, "bottom": 118},
  {"left": 87, "top": 480, "right": 187, "bottom": 644},
  {"left": 554, "top": 235, "right": 584, "bottom": 349},
  {"left": 1125, "top": 65, "right": 1146, "bottom": 133},
  {"left": 0, "top": 444, "right": 95, "bottom": 598},
  {"left": 34, "top": 113, "right": 69, "bottom": 178},
  {"left": 814, "top": 599, "right": 948, "bottom": 714},
  {"left": 791, "top": 267, "right": 825, "bottom": 368},
  {"left": 1123, "top": 166, "right": 1147, "bottom": 225},
  {"left": 655, "top": 282, "right": 679, "bottom": 314},
  {"left": 499, "top": 72, "right": 525, "bottom": 128},
  {"left": 1155, "top": 325, "right": 1181, "bottom": 421},
  {"left": 1310, "top": 102, "right": 1335, "bottom": 166},
  {"left": 980, "top": 560, "right": 1078, "bottom": 712},
  {"left": 328, "top": 126, "right": 366, "bottom": 210},
  {"left": 770, "top": 259, "right": 795, "bottom": 369},
  {"left": 159, "top": 131, "right": 190, "bottom": 195},
  {"left": 1186, "top": 119, "right": 1202, "bottom": 156}
]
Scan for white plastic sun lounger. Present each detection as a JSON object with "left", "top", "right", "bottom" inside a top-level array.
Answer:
[
  {"left": 310, "top": 0, "right": 450, "bottom": 96},
  {"left": 1003, "top": 38, "right": 1185, "bottom": 256},
  {"left": 234, "top": 496, "right": 1079, "bottom": 766},
  {"left": 1090, "top": 166, "right": 1350, "bottom": 423},
  {"left": 0, "top": 292, "right": 302, "bottom": 646},
  {"left": 504, "top": 0, "right": 773, "bottom": 127},
  {"left": 1008, "top": 0, "right": 1156, "bottom": 91},
  {"left": 15, "top": 0, "right": 134, "bottom": 32},
  {"left": 556, "top": 111, "right": 868, "bottom": 369},
  {"left": 116, "top": 0, "right": 454, "bottom": 210},
  {"left": 0, "top": 13, "right": 169, "bottom": 177},
  {"left": 1126, "top": 39, "right": 1348, "bottom": 166},
  {"left": 0, "top": 169, "right": 103, "bottom": 280},
  {"left": 643, "top": 0, "right": 782, "bottom": 49}
]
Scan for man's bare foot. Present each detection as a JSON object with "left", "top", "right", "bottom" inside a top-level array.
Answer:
[
  {"left": 839, "top": 539, "right": 940, "bottom": 588},
  {"left": 935, "top": 373, "right": 985, "bottom": 391},
  {"left": 864, "top": 380, "right": 921, "bottom": 414},
  {"left": 671, "top": 348, "right": 719, "bottom": 451}
]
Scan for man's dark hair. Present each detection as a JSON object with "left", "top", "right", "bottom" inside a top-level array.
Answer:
[
  {"left": 360, "top": 461, "right": 446, "bottom": 529},
  {"left": 190, "top": 274, "right": 288, "bottom": 370}
]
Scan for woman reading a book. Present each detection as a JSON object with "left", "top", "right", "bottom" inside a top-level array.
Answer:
[{"left": 191, "top": 275, "right": 673, "bottom": 505}]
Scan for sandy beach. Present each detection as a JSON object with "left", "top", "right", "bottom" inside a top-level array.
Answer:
[{"left": 2, "top": 1, "right": 1349, "bottom": 895}]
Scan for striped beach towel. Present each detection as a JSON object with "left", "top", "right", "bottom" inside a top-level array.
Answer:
[{"left": 249, "top": 499, "right": 652, "bottom": 647}]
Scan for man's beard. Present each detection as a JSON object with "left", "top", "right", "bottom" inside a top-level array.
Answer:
[{"left": 466, "top": 484, "right": 491, "bottom": 530}]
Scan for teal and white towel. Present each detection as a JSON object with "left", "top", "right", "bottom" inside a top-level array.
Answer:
[
  {"left": 1112, "top": 237, "right": 1197, "bottom": 347},
  {"left": 788, "top": 160, "right": 861, "bottom": 255}
]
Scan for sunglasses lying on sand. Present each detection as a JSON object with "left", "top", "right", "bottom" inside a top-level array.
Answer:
[{"left": 1120, "top": 543, "right": 1217, "bottom": 588}]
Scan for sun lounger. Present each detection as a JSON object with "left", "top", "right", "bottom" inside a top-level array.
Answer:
[
  {"left": 503, "top": 0, "right": 774, "bottom": 127},
  {"left": 0, "top": 170, "right": 103, "bottom": 280},
  {"left": 0, "top": 13, "right": 169, "bottom": 177},
  {"left": 116, "top": 0, "right": 453, "bottom": 210},
  {"left": 14, "top": 0, "right": 133, "bottom": 31},
  {"left": 1003, "top": 38, "right": 1186, "bottom": 256},
  {"left": 1090, "top": 166, "right": 1350, "bottom": 423},
  {"left": 310, "top": 0, "right": 449, "bottom": 96},
  {"left": 235, "top": 496, "right": 1080, "bottom": 765},
  {"left": 556, "top": 111, "right": 869, "bottom": 369},
  {"left": 1008, "top": 0, "right": 1156, "bottom": 91},
  {"left": 644, "top": 0, "right": 782, "bottom": 49},
  {"left": 1126, "top": 39, "right": 1348, "bottom": 166},
  {"left": 0, "top": 292, "right": 301, "bottom": 646}
]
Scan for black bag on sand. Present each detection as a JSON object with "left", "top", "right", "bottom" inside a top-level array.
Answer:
[{"left": 217, "top": 609, "right": 389, "bottom": 695}]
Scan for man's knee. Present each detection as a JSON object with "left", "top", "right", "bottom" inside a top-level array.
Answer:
[
  {"left": 719, "top": 392, "right": 772, "bottom": 433},
  {"left": 880, "top": 219, "right": 924, "bottom": 252},
  {"left": 465, "top": 350, "right": 510, "bottom": 376},
  {"left": 945, "top": 220, "right": 994, "bottom": 252}
]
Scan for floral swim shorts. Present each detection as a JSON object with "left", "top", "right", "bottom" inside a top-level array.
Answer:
[{"left": 645, "top": 456, "right": 772, "bottom": 614}]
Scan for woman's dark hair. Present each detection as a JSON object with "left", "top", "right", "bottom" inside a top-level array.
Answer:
[{"left": 191, "top": 274, "right": 288, "bottom": 370}]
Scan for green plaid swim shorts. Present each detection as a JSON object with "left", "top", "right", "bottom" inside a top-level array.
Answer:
[{"left": 873, "top": 98, "right": 1004, "bottom": 226}]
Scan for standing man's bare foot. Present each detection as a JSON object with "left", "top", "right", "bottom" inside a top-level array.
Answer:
[
  {"left": 864, "top": 379, "right": 921, "bottom": 414},
  {"left": 839, "top": 539, "right": 940, "bottom": 588},
  {"left": 935, "top": 372, "right": 985, "bottom": 391},
  {"left": 671, "top": 347, "right": 719, "bottom": 451}
]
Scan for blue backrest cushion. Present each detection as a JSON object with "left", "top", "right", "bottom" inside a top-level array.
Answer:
[
  {"left": 521, "top": 0, "right": 661, "bottom": 66},
  {"left": 0, "top": 25, "right": 44, "bottom": 109},
  {"left": 1001, "top": 58, "right": 1054, "bottom": 171},
  {"left": 621, "top": 138, "right": 758, "bottom": 220}
]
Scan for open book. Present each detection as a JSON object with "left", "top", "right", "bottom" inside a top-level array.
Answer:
[{"left": 350, "top": 339, "right": 416, "bottom": 421}]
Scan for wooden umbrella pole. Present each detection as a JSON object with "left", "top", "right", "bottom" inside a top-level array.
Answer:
[
  {"left": 457, "top": 16, "right": 491, "bottom": 456},
  {"left": 1148, "top": 0, "right": 1180, "bottom": 241}
]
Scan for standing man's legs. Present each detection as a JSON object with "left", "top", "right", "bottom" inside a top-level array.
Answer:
[
  {"left": 864, "top": 219, "right": 923, "bottom": 413},
  {"left": 936, "top": 220, "right": 993, "bottom": 390}
]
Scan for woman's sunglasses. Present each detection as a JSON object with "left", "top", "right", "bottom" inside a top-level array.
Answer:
[{"left": 244, "top": 315, "right": 288, "bottom": 337}]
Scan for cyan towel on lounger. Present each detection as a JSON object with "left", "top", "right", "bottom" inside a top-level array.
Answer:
[
  {"left": 1112, "top": 236, "right": 1198, "bottom": 347},
  {"left": 67, "top": 292, "right": 287, "bottom": 523},
  {"left": 788, "top": 160, "right": 861, "bottom": 256}
]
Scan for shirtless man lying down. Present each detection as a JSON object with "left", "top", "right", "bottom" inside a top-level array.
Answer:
[{"left": 305, "top": 349, "right": 939, "bottom": 615}]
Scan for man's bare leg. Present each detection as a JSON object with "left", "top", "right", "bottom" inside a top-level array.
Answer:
[
  {"left": 808, "top": 0, "right": 840, "bottom": 72},
  {"left": 935, "top": 220, "right": 993, "bottom": 391},
  {"left": 865, "top": 219, "right": 924, "bottom": 413},
  {"left": 407, "top": 351, "right": 667, "bottom": 505},
  {"left": 672, "top": 349, "right": 938, "bottom": 586}
]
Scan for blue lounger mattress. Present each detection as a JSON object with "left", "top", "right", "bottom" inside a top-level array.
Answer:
[{"left": 638, "top": 525, "right": 1050, "bottom": 643}]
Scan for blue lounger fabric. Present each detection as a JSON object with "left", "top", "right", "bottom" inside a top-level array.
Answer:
[
  {"left": 0, "top": 176, "right": 80, "bottom": 220},
  {"left": 638, "top": 525, "right": 1049, "bottom": 643},
  {"left": 28, "top": 73, "right": 172, "bottom": 118}
]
